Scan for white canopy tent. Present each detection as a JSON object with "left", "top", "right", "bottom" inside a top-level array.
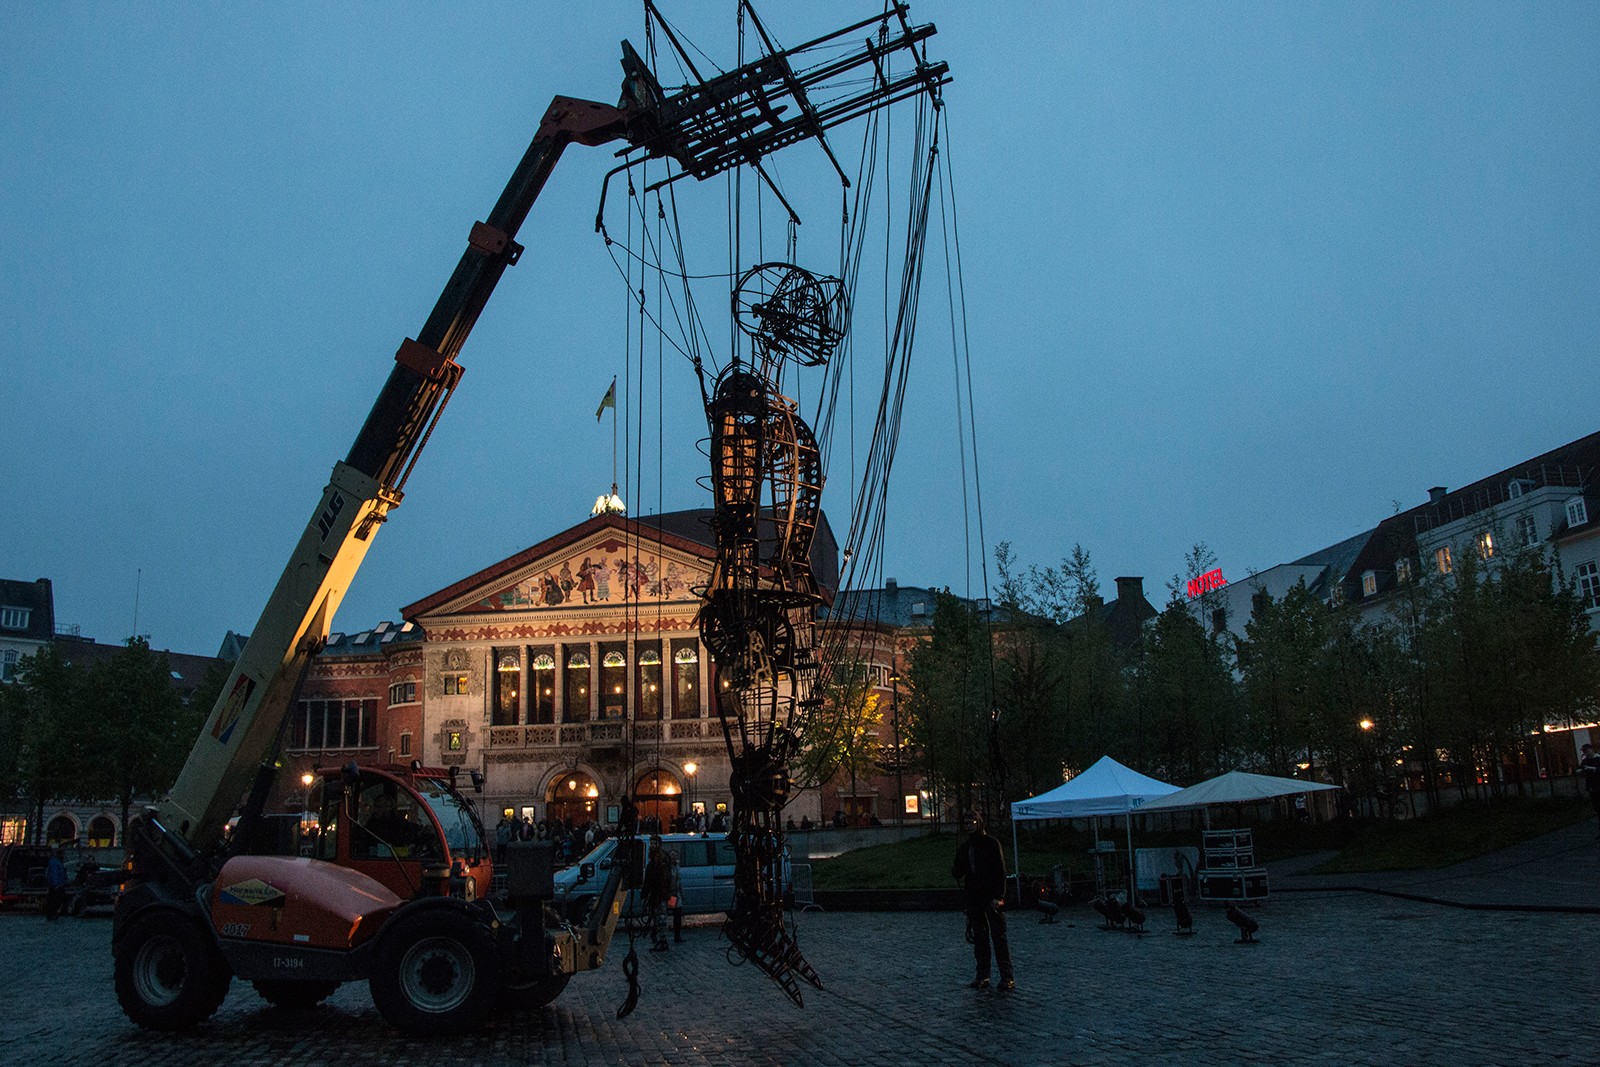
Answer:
[
  {"left": 1007, "top": 756, "right": 1179, "bottom": 901},
  {"left": 1137, "top": 770, "right": 1339, "bottom": 822}
]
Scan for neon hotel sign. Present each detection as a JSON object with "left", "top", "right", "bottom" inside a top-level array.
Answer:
[{"left": 1186, "top": 568, "right": 1227, "bottom": 600}]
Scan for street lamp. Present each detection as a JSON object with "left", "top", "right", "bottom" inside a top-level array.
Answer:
[{"left": 684, "top": 761, "right": 698, "bottom": 830}]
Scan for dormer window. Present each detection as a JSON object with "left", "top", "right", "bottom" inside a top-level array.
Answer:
[
  {"left": 1567, "top": 498, "right": 1589, "bottom": 528},
  {"left": 1361, "top": 571, "right": 1377, "bottom": 597},
  {"left": 0, "top": 607, "right": 29, "bottom": 631}
]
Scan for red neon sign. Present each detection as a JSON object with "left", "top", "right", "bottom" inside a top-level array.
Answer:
[{"left": 1187, "top": 568, "right": 1227, "bottom": 599}]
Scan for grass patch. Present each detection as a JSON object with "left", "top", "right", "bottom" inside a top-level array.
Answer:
[
  {"left": 809, "top": 832, "right": 961, "bottom": 889},
  {"left": 803, "top": 795, "right": 1593, "bottom": 889},
  {"left": 1306, "top": 795, "right": 1591, "bottom": 874}
]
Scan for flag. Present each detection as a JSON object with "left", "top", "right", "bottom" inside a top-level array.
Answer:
[{"left": 595, "top": 378, "right": 616, "bottom": 421}]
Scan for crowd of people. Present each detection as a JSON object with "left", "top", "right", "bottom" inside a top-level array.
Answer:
[{"left": 492, "top": 807, "right": 735, "bottom": 864}]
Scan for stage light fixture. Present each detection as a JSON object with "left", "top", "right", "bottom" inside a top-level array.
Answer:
[
  {"left": 1226, "top": 905, "right": 1260, "bottom": 944},
  {"left": 1091, "top": 895, "right": 1121, "bottom": 930},
  {"left": 1172, "top": 891, "right": 1195, "bottom": 936}
]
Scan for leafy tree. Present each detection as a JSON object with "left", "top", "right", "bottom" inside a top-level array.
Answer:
[
  {"left": 7, "top": 644, "right": 88, "bottom": 843},
  {"left": 1239, "top": 582, "right": 1328, "bottom": 776},
  {"left": 796, "top": 656, "right": 883, "bottom": 818},
  {"left": 1134, "top": 593, "right": 1239, "bottom": 783},
  {"left": 80, "top": 638, "right": 195, "bottom": 839},
  {"left": 904, "top": 590, "right": 997, "bottom": 823}
]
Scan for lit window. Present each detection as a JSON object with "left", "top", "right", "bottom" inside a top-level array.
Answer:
[
  {"left": 1435, "top": 546, "right": 1453, "bottom": 575},
  {"left": 444, "top": 672, "right": 469, "bottom": 695},
  {"left": 0, "top": 607, "right": 29, "bottom": 630},
  {"left": 1476, "top": 531, "right": 1495, "bottom": 560},
  {"left": 1577, "top": 562, "right": 1600, "bottom": 610},
  {"left": 1567, "top": 498, "right": 1589, "bottom": 528},
  {"left": 1361, "top": 571, "right": 1377, "bottom": 597},
  {"left": 1517, "top": 514, "right": 1538, "bottom": 547}
]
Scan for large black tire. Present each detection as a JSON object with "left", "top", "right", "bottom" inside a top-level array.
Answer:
[
  {"left": 501, "top": 971, "right": 570, "bottom": 1011},
  {"left": 370, "top": 911, "right": 498, "bottom": 1036},
  {"left": 114, "top": 912, "right": 232, "bottom": 1030},
  {"left": 252, "top": 979, "right": 341, "bottom": 1010}
]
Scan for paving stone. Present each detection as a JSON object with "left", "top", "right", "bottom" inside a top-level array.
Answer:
[{"left": 0, "top": 890, "right": 1588, "bottom": 1067}]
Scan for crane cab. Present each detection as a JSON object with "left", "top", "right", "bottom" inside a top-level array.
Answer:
[{"left": 304, "top": 765, "right": 493, "bottom": 903}]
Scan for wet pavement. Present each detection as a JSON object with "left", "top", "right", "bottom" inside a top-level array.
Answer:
[{"left": 3, "top": 831, "right": 1596, "bottom": 1067}]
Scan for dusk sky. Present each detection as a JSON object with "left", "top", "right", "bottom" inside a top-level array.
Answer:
[{"left": 4, "top": 2, "right": 1597, "bottom": 657}]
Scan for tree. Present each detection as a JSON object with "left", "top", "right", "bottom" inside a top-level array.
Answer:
[
  {"left": 904, "top": 591, "right": 997, "bottom": 823},
  {"left": 796, "top": 656, "right": 883, "bottom": 819},
  {"left": 80, "top": 638, "right": 197, "bottom": 840},
  {"left": 1135, "top": 593, "right": 1240, "bottom": 783},
  {"left": 7, "top": 644, "right": 88, "bottom": 843},
  {"left": 1239, "top": 581, "right": 1328, "bottom": 776}
]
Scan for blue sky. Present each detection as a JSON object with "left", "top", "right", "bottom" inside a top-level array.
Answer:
[{"left": 4, "top": 2, "right": 1597, "bottom": 656}]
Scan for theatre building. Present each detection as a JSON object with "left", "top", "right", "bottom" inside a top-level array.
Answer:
[{"left": 287, "top": 508, "right": 838, "bottom": 831}]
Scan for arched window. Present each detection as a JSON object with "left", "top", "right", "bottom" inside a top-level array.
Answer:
[
  {"left": 600, "top": 647, "right": 627, "bottom": 719},
  {"left": 46, "top": 815, "right": 77, "bottom": 846},
  {"left": 531, "top": 651, "right": 556, "bottom": 724},
  {"left": 545, "top": 771, "right": 601, "bottom": 826},
  {"left": 565, "top": 649, "right": 592, "bottom": 722},
  {"left": 86, "top": 816, "right": 116, "bottom": 849},
  {"left": 671, "top": 641, "right": 699, "bottom": 719},
  {"left": 632, "top": 768, "right": 682, "bottom": 833},
  {"left": 637, "top": 647, "right": 663, "bottom": 720},
  {"left": 494, "top": 651, "right": 520, "bottom": 726}
]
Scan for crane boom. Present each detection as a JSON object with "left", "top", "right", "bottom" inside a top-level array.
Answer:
[{"left": 158, "top": 94, "right": 638, "bottom": 855}]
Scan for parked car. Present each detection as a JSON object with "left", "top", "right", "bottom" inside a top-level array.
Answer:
[
  {"left": 554, "top": 833, "right": 780, "bottom": 923},
  {"left": 0, "top": 844, "right": 52, "bottom": 907}
]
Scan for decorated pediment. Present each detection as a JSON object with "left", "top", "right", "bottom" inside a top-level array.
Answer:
[{"left": 430, "top": 531, "right": 712, "bottom": 618}]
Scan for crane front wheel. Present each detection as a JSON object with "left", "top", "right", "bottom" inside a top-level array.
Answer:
[
  {"left": 114, "top": 912, "right": 231, "bottom": 1030},
  {"left": 370, "top": 911, "right": 498, "bottom": 1035}
]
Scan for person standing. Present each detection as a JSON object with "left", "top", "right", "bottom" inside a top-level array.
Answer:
[
  {"left": 44, "top": 848, "right": 69, "bottom": 922},
  {"left": 1579, "top": 742, "right": 1600, "bottom": 839},
  {"left": 669, "top": 848, "right": 685, "bottom": 943},
  {"left": 952, "top": 812, "right": 1014, "bottom": 991},
  {"left": 643, "top": 836, "right": 672, "bottom": 952}
]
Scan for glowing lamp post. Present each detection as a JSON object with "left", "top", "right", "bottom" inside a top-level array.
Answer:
[{"left": 684, "top": 761, "right": 698, "bottom": 826}]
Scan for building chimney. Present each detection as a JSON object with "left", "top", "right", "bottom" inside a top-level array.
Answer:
[
  {"left": 885, "top": 578, "right": 898, "bottom": 594},
  {"left": 1114, "top": 576, "right": 1144, "bottom": 603},
  {"left": 1428, "top": 486, "right": 1447, "bottom": 505}
]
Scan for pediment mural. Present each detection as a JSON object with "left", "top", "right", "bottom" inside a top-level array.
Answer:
[{"left": 456, "top": 536, "right": 710, "bottom": 615}]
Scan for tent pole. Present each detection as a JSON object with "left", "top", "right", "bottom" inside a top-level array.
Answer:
[
  {"left": 1125, "top": 806, "right": 1135, "bottom": 903},
  {"left": 1011, "top": 819, "right": 1022, "bottom": 906}
]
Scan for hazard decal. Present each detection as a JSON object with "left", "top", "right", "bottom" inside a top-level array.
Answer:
[
  {"left": 211, "top": 673, "right": 256, "bottom": 745},
  {"left": 217, "top": 878, "right": 286, "bottom": 907}
]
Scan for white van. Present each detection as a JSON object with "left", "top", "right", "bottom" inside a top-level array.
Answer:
[{"left": 554, "top": 833, "right": 755, "bottom": 922}]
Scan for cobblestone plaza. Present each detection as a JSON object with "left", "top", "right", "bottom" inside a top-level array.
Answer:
[{"left": 1, "top": 887, "right": 1591, "bottom": 1067}]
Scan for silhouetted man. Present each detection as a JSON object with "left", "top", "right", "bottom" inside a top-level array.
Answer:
[{"left": 952, "top": 811, "right": 1014, "bottom": 991}]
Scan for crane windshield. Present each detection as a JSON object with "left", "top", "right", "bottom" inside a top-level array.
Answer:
[{"left": 412, "top": 777, "right": 487, "bottom": 860}]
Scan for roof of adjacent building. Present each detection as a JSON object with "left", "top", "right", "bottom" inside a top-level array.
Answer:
[
  {"left": 0, "top": 578, "right": 56, "bottom": 644},
  {"left": 52, "top": 634, "right": 226, "bottom": 703},
  {"left": 821, "top": 579, "right": 979, "bottom": 629},
  {"left": 1303, "top": 428, "right": 1600, "bottom": 604},
  {"left": 320, "top": 620, "right": 425, "bottom": 658}
]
